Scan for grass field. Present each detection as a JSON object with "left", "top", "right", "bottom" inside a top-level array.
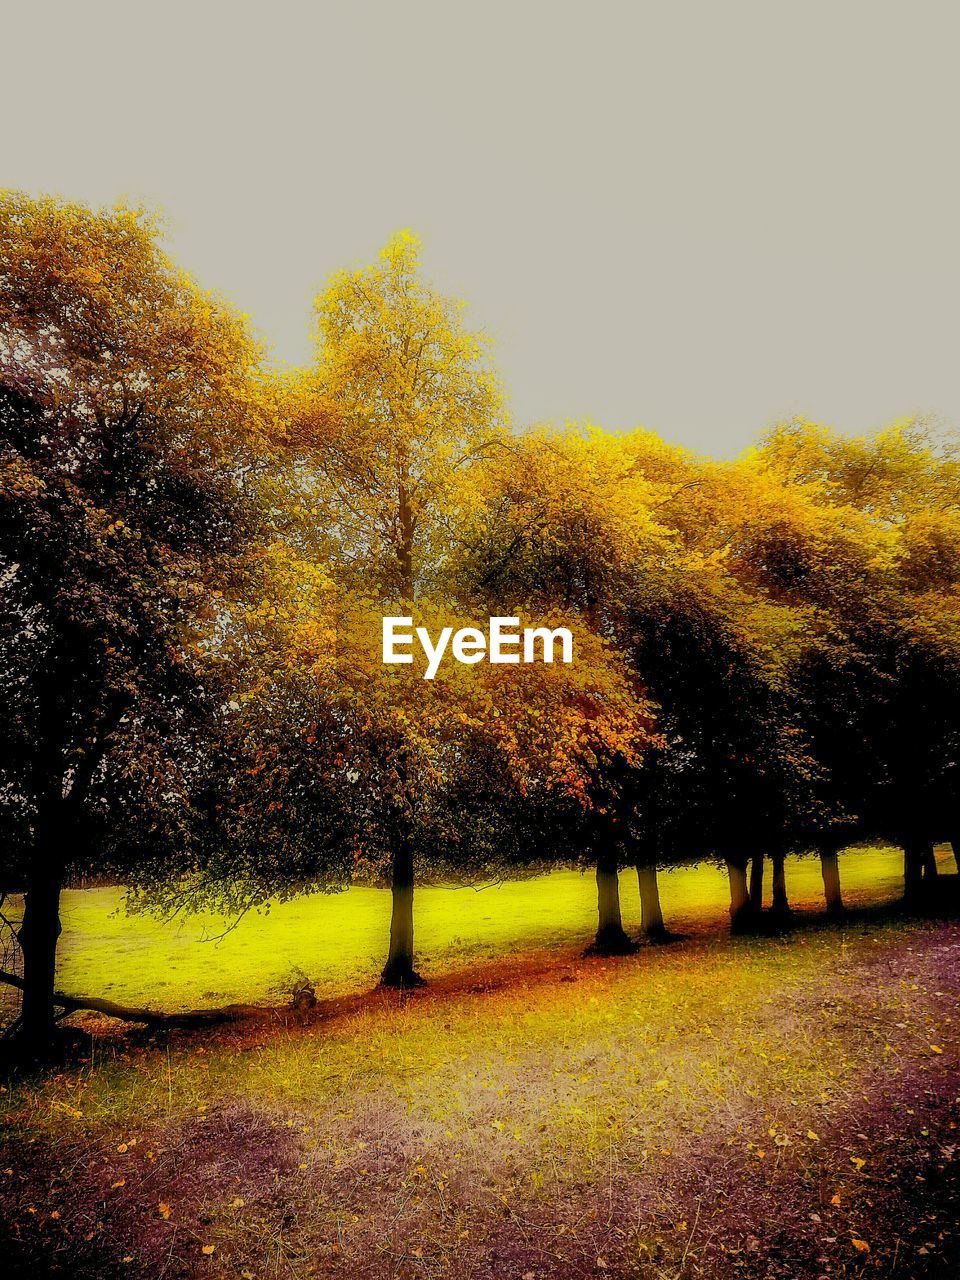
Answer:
[
  {"left": 41, "top": 844, "right": 949, "bottom": 1012},
  {"left": 2, "top": 847, "right": 960, "bottom": 1279}
]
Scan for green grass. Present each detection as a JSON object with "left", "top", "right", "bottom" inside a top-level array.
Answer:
[
  {"left": 3, "top": 846, "right": 959, "bottom": 1278},
  {"left": 4, "top": 899, "right": 959, "bottom": 1279},
  {"left": 39, "top": 843, "right": 947, "bottom": 1011}
]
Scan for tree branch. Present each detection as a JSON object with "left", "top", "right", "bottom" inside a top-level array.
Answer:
[{"left": 0, "top": 969, "right": 265, "bottom": 1027}]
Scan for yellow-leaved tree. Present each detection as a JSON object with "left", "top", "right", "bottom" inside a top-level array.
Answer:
[
  {"left": 0, "top": 194, "right": 274, "bottom": 1053},
  {"left": 292, "top": 230, "right": 507, "bottom": 599},
  {"left": 274, "top": 233, "right": 657, "bottom": 984}
]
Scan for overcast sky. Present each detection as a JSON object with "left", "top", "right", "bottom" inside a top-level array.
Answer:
[{"left": 4, "top": 1, "right": 958, "bottom": 456}]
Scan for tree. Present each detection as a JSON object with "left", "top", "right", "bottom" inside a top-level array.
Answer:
[
  {"left": 461, "top": 424, "right": 677, "bottom": 950},
  {"left": 468, "top": 424, "right": 821, "bottom": 939},
  {"left": 619, "top": 568, "right": 817, "bottom": 935},
  {"left": 282, "top": 232, "right": 502, "bottom": 983},
  {"left": 0, "top": 194, "right": 268, "bottom": 1055},
  {"left": 291, "top": 229, "right": 506, "bottom": 602},
  {"left": 286, "top": 231, "right": 507, "bottom": 984},
  {"left": 277, "top": 235, "right": 659, "bottom": 982},
  {"left": 752, "top": 418, "right": 960, "bottom": 904}
]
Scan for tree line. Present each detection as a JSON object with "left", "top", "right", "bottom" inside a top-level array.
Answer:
[{"left": 2, "top": 195, "right": 959, "bottom": 1058}]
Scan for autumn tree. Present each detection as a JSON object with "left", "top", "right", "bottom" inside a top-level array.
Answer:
[
  {"left": 466, "top": 424, "right": 819, "bottom": 939},
  {"left": 291, "top": 230, "right": 506, "bottom": 599},
  {"left": 752, "top": 419, "right": 960, "bottom": 904},
  {"left": 278, "top": 231, "right": 506, "bottom": 984},
  {"left": 460, "top": 425, "right": 678, "bottom": 949},
  {"left": 126, "top": 544, "right": 363, "bottom": 925},
  {"left": 0, "top": 194, "right": 269, "bottom": 1055},
  {"left": 262, "top": 233, "right": 651, "bottom": 983},
  {"left": 121, "top": 232, "right": 655, "bottom": 989}
]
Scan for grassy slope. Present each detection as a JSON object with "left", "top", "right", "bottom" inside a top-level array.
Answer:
[
  {"left": 3, "top": 901, "right": 959, "bottom": 1278},
  {"left": 49, "top": 844, "right": 947, "bottom": 1010}
]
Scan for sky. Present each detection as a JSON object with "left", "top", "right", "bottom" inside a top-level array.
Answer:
[{"left": 3, "top": 1, "right": 958, "bottom": 456}]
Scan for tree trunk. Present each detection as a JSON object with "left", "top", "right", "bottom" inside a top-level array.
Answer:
[
  {"left": 749, "top": 853, "right": 764, "bottom": 913},
  {"left": 589, "top": 854, "right": 638, "bottom": 955},
  {"left": 771, "top": 851, "right": 790, "bottom": 919},
  {"left": 819, "top": 846, "right": 844, "bottom": 917},
  {"left": 636, "top": 863, "right": 667, "bottom": 939},
  {"left": 16, "top": 856, "right": 64, "bottom": 1056},
  {"left": 727, "top": 858, "right": 752, "bottom": 933},
  {"left": 921, "top": 842, "right": 939, "bottom": 880},
  {"left": 380, "top": 834, "right": 423, "bottom": 987},
  {"left": 951, "top": 834, "right": 960, "bottom": 876},
  {"left": 398, "top": 478, "right": 416, "bottom": 602},
  {"left": 903, "top": 838, "right": 925, "bottom": 904}
]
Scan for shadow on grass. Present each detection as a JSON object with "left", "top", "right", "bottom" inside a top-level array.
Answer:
[{"left": 733, "top": 873, "right": 960, "bottom": 941}]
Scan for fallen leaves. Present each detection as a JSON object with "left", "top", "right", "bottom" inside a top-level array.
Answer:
[{"left": 4, "top": 913, "right": 959, "bottom": 1280}]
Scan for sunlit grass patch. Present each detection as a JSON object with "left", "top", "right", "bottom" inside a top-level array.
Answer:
[{"left": 42, "top": 843, "right": 931, "bottom": 1014}]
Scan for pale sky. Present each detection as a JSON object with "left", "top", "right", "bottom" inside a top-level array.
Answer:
[{"left": 3, "top": 1, "right": 958, "bottom": 455}]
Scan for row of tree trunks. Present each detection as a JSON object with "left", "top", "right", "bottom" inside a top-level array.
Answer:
[
  {"left": 726, "top": 837, "right": 960, "bottom": 928},
  {"left": 690, "top": 837, "right": 960, "bottom": 940},
  {"left": 19, "top": 833, "right": 956, "bottom": 1051},
  {"left": 590, "top": 860, "right": 669, "bottom": 952},
  {"left": 322, "top": 831, "right": 960, "bottom": 991},
  {"left": 596, "top": 850, "right": 816, "bottom": 949},
  {"left": 730, "top": 852, "right": 795, "bottom": 930}
]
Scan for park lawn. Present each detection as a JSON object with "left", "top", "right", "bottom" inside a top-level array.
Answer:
[
  {"left": 43, "top": 843, "right": 945, "bottom": 1013},
  {"left": 2, "top": 901, "right": 959, "bottom": 1278}
]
